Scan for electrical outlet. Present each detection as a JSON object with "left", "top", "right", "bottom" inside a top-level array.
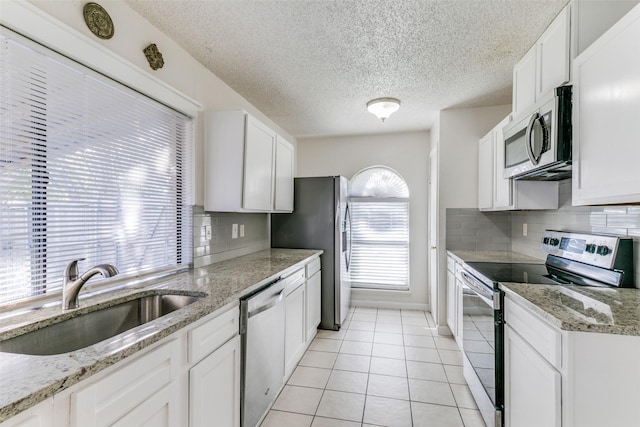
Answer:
[
  {"left": 523, "top": 223, "right": 528, "bottom": 237},
  {"left": 232, "top": 224, "right": 238, "bottom": 239},
  {"left": 240, "top": 224, "right": 245, "bottom": 237},
  {"left": 205, "top": 225, "right": 212, "bottom": 241}
]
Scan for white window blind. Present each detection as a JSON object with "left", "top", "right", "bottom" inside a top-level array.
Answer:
[
  {"left": 0, "top": 29, "right": 193, "bottom": 304},
  {"left": 349, "top": 166, "right": 410, "bottom": 291}
]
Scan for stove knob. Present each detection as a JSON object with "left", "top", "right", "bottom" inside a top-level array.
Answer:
[
  {"left": 596, "top": 245, "right": 610, "bottom": 256},
  {"left": 543, "top": 237, "right": 550, "bottom": 244},
  {"left": 549, "top": 238, "right": 560, "bottom": 246},
  {"left": 585, "top": 244, "right": 597, "bottom": 254}
]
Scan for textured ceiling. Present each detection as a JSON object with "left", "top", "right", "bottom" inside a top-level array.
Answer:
[{"left": 125, "top": 0, "right": 569, "bottom": 138}]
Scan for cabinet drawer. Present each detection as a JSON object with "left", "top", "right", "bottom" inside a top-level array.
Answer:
[
  {"left": 283, "top": 268, "right": 305, "bottom": 295},
  {"left": 306, "top": 257, "right": 321, "bottom": 277},
  {"left": 505, "top": 297, "right": 561, "bottom": 369},
  {"left": 188, "top": 306, "right": 239, "bottom": 364}
]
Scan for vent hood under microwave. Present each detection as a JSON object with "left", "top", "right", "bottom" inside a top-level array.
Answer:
[{"left": 503, "top": 86, "right": 572, "bottom": 181}]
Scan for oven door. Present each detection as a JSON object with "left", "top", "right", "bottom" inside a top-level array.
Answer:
[{"left": 460, "top": 269, "right": 503, "bottom": 426}]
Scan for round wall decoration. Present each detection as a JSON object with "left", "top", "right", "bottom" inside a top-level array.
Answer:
[{"left": 83, "top": 2, "right": 114, "bottom": 40}]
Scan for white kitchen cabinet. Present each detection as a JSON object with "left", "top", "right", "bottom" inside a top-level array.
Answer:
[
  {"left": 205, "top": 110, "right": 285, "bottom": 212},
  {"left": 243, "top": 115, "right": 276, "bottom": 211},
  {"left": 512, "top": 7, "right": 570, "bottom": 118},
  {"left": 189, "top": 336, "right": 241, "bottom": 427},
  {"left": 478, "top": 115, "right": 558, "bottom": 211},
  {"left": 512, "top": 45, "right": 537, "bottom": 117},
  {"left": 0, "top": 399, "right": 53, "bottom": 427},
  {"left": 477, "top": 132, "right": 493, "bottom": 210},
  {"left": 70, "top": 340, "right": 180, "bottom": 427},
  {"left": 504, "top": 324, "right": 561, "bottom": 427},
  {"left": 284, "top": 269, "right": 306, "bottom": 378},
  {"left": 512, "top": 1, "right": 636, "bottom": 120},
  {"left": 445, "top": 256, "right": 463, "bottom": 347},
  {"left": 305, "top": 257, "right": 321, "bottom": 344},
  {"left": 572, "top": 3, "right": 640, "bottom": 205},
  {"left": 536, "top": 6, "right": 571, "bottom": 100},
  {"left": 274, "top": 136, "right": 294, "bottom": 212},
  {"left": 504, "top": 291, "right": 640, "bottom": 427}
]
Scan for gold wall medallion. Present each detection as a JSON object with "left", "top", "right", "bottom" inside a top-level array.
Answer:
[
  {"left": 83, "top": 2, "right": 114, "bottom": 40},
  {"left": 143, "top": 44, "right": 165, "bottom": 70}
]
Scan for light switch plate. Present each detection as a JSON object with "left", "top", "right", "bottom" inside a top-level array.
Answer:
[
  {"left": 205, "top": 225, "right": 212, "bottom": 241},
  {"left": 232, "top": 224, "right": 238, "bottom": 239},
  {"left": 523, "top": 223, "right": 528, "bottom": 236},
  {"left": 240, "top": 224, "right": 245, "bottom": 237}
]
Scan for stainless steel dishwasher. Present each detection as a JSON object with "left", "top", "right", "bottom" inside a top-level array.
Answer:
[{"left": 239, "top": 277, "right": 285, "bottom": 427}]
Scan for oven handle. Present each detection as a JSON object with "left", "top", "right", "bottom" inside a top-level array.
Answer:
[{"left": 460, "top": 270, "right": 494, "bottom": 302}]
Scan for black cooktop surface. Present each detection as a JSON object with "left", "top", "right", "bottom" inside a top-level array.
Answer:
[{"left": 465, "top": 262, "right": 559, "bottom": 285}]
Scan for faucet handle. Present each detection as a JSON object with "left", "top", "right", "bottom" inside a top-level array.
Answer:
[{"left": 64, "top": 258, "right": 86, "bottom": 280}]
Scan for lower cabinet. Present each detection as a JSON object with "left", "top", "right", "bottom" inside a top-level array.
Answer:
[
  {"left": 446, "top": 255, "right": 463, "bottom": 347},
  {"left": 284, "top": 281, "right": 306, "bottom": 378},
  {"left": 71, "top": 340, "right": 180, "bottom": 427},
  {"left": 189, "top": 336, "right": 241, "bottom": 427},
  {"left": 305, "top": 259, "right": 321, "bottom": 345},
  {"left": 1, "top": 399, "right": 53, "bottom": 427},
  {"left": 504, "top": 324, "right": 561, "bottom": 427}
]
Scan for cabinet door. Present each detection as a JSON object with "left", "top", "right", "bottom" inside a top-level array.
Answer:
[
  {"left": 274, "top": 137, "right": 294, "bottom": 212},
  {"left": 537, "top": 6, "right": 570, "bottom": 98},
  {"left": 493, "top": 115, "right": 513, "bottom": 209},
  {"left": 189, "top": 336, "right": 241, "bottom": 427},
  {"left": 504, "top": 324, "right": 561, "bottom": 427},
  {"left": 243, "top": 115, "right": 275, "bottom": 211},
  {"left": 446, "top": 266, "right": 456, "bottom": 337},
  {"left": 1, "top": 399, "right": 53, "bottom": 427},
  {"left": 478, "top": 132, "right": 494, "bottom": 210},
  {"left": 71, "top": 340, "right": 179, "bottom": 427},
  {"left": 512, "top": 45, "right": 537, "bottom": 117},
  {"left": 573, "top": 5, "right": 640, "bottom": 205},
  {"left": 111, "top": 384, "right": 179, "bottom": 427},
  {"left": 285, "top": 284, "right": 306, "bottom": 377},
  {"left": 305, "top": 270, "right": 321, "bottom": 343}
]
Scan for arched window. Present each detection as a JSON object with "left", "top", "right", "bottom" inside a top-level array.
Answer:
[{"left": 349, "top": 166, "right": 410, "bottom": 291}]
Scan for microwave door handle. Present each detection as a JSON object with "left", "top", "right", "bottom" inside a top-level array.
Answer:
[{"left": 525, "top": 113, "right": 540, "bottom": 165}]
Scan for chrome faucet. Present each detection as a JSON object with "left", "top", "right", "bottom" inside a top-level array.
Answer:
[{"left": 62, "top": 258, "right": 119, "bottom": 310}]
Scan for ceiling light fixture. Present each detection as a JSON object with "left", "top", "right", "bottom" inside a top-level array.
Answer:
[{"left": 367, "top": 97, "right": 401, "bottom": 122}]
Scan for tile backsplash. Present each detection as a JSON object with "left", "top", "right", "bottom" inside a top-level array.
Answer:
[
  {"left": 446, "top": 180, "right": 640, "bottom": 288},
  {"left": 192, "top": 206, "right": 270, "bottom": 268}
]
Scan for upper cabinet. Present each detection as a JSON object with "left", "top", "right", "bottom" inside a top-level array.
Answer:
[
  {"left": 512, "top": 1, "right": 638, "bottom": 119},
  {"left": 478, "top": 115, "right": 559, "bottom": 211},
  {"left": 274, "top": 136, "right": 294, "bottom": 212},
  {"left": 204, "top": 110, "right": 294, "bottom": 212},
  {"left": 512, "top": 7, "right": 570, "bottom": 118},
  {"left": 572, "top": 3, "right": 640, "bottom": 205}
]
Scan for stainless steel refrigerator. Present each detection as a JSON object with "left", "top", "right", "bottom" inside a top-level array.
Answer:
[{"left": 271, "top": 176, "right": 351, "bottom": 330}]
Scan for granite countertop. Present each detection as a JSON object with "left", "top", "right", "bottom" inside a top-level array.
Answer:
[
  {"left": 0, "top": 248, "right": 322, "bottom": 422},
  {"left": 447, "top": 250, "right": 544, "bottom": 264},
  {"left": 501, "top": 283, "right": 640, "bottom": 336}
]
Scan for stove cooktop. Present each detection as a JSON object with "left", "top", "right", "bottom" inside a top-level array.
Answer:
[{"left": 465, "top": 262, "right": 560, "bottom": 286}]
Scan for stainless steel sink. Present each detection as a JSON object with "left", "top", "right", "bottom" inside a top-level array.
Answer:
[{"left": 0, "top": 292, "right": 205, "bottom": 356}]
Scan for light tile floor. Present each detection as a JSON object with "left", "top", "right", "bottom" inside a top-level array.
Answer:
[{"left": 260, "top": 307, "right": 486, "bottom": 427}]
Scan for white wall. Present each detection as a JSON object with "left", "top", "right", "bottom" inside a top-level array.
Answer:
[
  {"left": 11, "top": 0, "right": 296, "bottom": 206},
  {"left": 433, "top": 105, "right": 511, "bottom": 330},
  {"left": 297, "top": 131, "right": 430, "bottom": 309}
]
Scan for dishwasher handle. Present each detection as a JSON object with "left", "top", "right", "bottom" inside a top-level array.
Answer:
[{"left": 248, "top": 289, "right": 285, "bottom": 318}]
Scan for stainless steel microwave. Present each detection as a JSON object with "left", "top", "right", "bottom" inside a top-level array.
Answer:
[{"left": 503, "top": 85, "right": 572, "bottom": 180}]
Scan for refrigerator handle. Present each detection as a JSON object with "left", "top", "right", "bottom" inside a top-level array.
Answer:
[{"left": 345, "top": 202, "right": 352, "bottom": 271}]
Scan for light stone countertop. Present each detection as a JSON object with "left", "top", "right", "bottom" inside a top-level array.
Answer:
[
  {"left": 0, "top": 248, "right": 322, "bottom": 422},
  {"left": 447, "top": 250, "right": 544, "bottom": 264},
  {"left": 447, "top": 250, "right": 640, "bottom": 336},
  {"left": 501, "top": 283, "right": 640, "bottom": 336}
]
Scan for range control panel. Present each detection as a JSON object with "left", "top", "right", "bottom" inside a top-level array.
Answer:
[{"left": 541, "top": 230, "right": 622, "bottom": 270}]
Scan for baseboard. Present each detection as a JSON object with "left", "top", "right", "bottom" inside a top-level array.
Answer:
[
  {"left": 350, "top": 300, "right": 429, "bottom": 311},
  {"left": 437, "top": 325, "right": 453, "bottom": 336}
]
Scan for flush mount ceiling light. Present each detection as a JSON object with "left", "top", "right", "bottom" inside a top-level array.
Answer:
[{"left": 367, "top": 97, "right": 401, "bottom": 122}]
